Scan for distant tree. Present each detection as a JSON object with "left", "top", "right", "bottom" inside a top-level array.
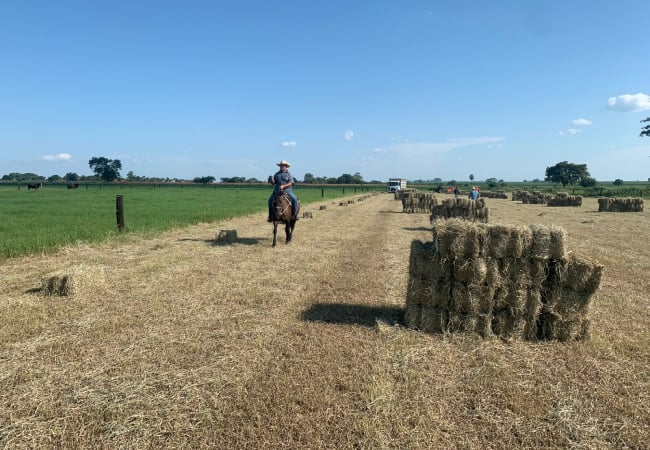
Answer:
[
  {"left": 89, "top": 157, "right": 122, "bottom": 182},
  {"left": 47, "top": 175, "right": 62, "bottom": 182},
  {"left": 303, "top": 173, "right": 316, "bottom": 183},
  {"left": 640, "top": 117, "right": 650, "bottom": 137},
  {"left": 63, "top": 172, "right": 79, "bottom": 182},
  {"left": 580, "top": 177, "right": 597, "bottom": 187},
  {"left": 469, "top": 174, "right": 474, "bottom": 181},
  {"left": 485, "top": 177, "right": 498, "bottom": 188},
  {"left": 544, "top": 161, "right": 591, "bottom": 188},
  {"left": 613, "top": 179, "right": 624, "bottom": 186},
  {"left": 448, "top": 179, "right": 457, "bottom": 187},
  {"left": 194, "top": 176, "right": 216, "bottom": 184}
]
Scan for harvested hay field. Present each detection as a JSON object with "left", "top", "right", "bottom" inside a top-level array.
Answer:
[{"left": 1, "top": 195, "right": 648, "bottom": 449}]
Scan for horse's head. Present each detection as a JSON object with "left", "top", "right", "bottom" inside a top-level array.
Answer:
[{"left": 271, "top": 192, "right": 292, "bottom": 222}]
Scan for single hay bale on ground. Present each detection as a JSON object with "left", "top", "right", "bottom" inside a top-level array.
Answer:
[
  {"left": 302, "top": 211, "right": 313, "bottom": 219},
  {"left": 41, "top": 264, "right": 106, "bottom": 296},
  {"left": 319, "top": 205, "right": 327, "bottom": 210},
  {"left": 216, "top": 229, "right": 238, "bottom": 244}
]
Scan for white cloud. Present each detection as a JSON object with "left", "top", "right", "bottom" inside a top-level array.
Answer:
[
  {"left": 571, "top": 118, "right": 592, "bottom": 126},
  {"left": 280, "top": 141, "right": 297, "bottom": 148},
  {"left": 344, "top": 130, "right": 354, "bottom": 141},
  {"left": 605, "top": 93, "right": 650, "bottom": 112},
  {"left": 41, "top": 153, "right": 72, "bottom": 161}
]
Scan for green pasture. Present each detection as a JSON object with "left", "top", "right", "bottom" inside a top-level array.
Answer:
[{"left": 0, "top": 183, "right": 380, "bottom": 259}]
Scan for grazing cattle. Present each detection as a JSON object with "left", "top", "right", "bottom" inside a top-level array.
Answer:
[
  {"left": 27, "top": 183, "right": 42, "bottom": 190},
  {"left": 67, "top": 183, "right": 79, "bottom": 189}
]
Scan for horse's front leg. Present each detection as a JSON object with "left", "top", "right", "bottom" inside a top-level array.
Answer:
[
  {"left": 272, "top": 222, "right": 278, "bottom": 247},
  {"left": 285, "top": 221, "right": 294, "bottom": 244}
]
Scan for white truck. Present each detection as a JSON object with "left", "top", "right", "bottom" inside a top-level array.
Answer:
[{"left": 387, "top": 178, "right": 407, "bottom": 193}]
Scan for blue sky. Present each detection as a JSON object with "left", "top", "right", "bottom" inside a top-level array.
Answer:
[{"left": 1, "top": 0, "right": 649, "bottom": 182}]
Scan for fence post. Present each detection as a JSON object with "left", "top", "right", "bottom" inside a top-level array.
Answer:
[
  {"left": 116, "top": 195, "right": 125, "bottom": 232},
  {"left": 321, "top": 187, "right": 324, "bottom": 198}
]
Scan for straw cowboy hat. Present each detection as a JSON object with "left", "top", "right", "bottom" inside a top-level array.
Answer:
[{"left": 276, "top": 160, "right": 291, "bottom": 167}]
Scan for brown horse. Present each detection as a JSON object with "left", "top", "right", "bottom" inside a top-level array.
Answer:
[{"left": 270, "top": 191, "right": 298, "bottom": 247}]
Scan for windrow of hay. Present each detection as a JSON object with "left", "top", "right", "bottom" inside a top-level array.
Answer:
[
  {"left": 480, "top": 190, "right": 508, "bottom": 199},
  {"left": 598, "top": 197, "right": 644, "bottom": 212},
  {"left": 547, "top": 194, "right": 582, "bottom": 207},
  {"left": 401, "top": 191, "right": 439, "bottom": 213},
  {"left": 512, "top": 191, "right": 554, "bottom": 204},
  {"left": 430, "top": 198, "right": 489, "bottom": 223},
  {"left": 41, "top": 264, "right": 107, "bottom": 296},
  {"left": 406, "top": 219, "right": 603, "bottom": 341}
]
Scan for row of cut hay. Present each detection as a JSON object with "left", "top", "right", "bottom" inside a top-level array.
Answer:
[
  {"left": 405, "top": 220, "right": 603, "bottom": 341},
  {"left": 480, "top": 190, "right": 508, "bottom": 199},
  {"left": 394, "top": 188, "right": 417, "bottom": 200},
  {"left": 547, "top": 194, "right": 582, "bottom": 207},
  {"left": 401, "top": 192, "right": 439, "bottom": 213},
  {"left": 598, "top": 197, "right": 644, "bottom": 212},
  {"left": 430, "top": 198, "right": 489, "bottom": 223}
]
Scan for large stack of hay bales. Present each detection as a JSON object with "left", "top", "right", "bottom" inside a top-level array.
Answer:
[
  {"left": 547, "top": 192, "right": 582, "bottom": 207},
  {"left": 522, "top": 191, "right": 554, "bottom": 204},
  {"left": 430, "top": 198, "right": 488, "bottom": 222},
  {"left": 394, "top": 189, "right": 417, "bottom": 201},
  {"left": 401, "top": 191, "right": 438, "bottom": 213},
  {"left": 598, "top": 197, "right": 644, "bottom": 212},
  {"left": 406, "top": 219, "right": 603, "bottom": 341},
  {"left": 480, "top": 190, "right": 508, "bottom": 199}
]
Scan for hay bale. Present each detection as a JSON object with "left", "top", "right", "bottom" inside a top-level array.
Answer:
[
  {"left": 41, "top": 265, "right": 106, "bottom": 296},
  {"left": 319, "top": 205, "right": 327, "bottom": 210},
  {"left": 216, "top": 229, "right": 237, "bottom": 243},
  {"left": 302, "top": 211, "right": 313, "bottom": 219}
]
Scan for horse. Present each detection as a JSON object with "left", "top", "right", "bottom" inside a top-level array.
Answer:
[
  {"left": 27, "top": 183, "right": 42, "bottom": 190},
  {"left": 270, "top": 191, "right": 298, "bottom": 247}
]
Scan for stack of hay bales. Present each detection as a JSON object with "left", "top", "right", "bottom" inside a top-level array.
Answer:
[
  {"left": 406, "top": 220, "right": 603, "bottom": 341},
  {"left": 598, "top": 197, "right": 644, "bottom": 212},
  {"left": 481, "top": 191, "right": 508, "bottom": 199},
  {"left": 547, "top": 192, "right": 583, "bottom": 207},
  {"left": 394, "top": 189, "right": 417, "bottom": 200},
  {"left": 430, "top": 198, "right": 489, "bottom": 223},
  {"left": 402, "top": 191, "right": 438, "bottom": 213},
  {"left": 511, "top": 191, "right": 527, "bottom": 201},
  {"left": 521, "top": 191, "right": 554, "bottom": 204}
]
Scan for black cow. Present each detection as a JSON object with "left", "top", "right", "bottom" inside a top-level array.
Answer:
[
  {"left": 27, "top": 183, "right": 42, "bottom": 190},
  {"left": 67, "top": 183, "right": 79, "bottom": 189}
]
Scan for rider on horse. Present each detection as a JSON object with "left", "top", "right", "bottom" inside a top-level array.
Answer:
[{"left": 268, "top": 160, "right": 299, "bottom": 222}]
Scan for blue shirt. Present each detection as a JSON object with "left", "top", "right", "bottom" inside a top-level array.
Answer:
[{"left": 273, "top": 170, "right": 294, "bottom": 192}]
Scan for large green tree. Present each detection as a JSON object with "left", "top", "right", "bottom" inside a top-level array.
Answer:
[
  {"left": 641, "top": 117, "right": 650, "bottom": 137},
  {"left": 89, "top": 157, "right": 122, "bottom": 182},
  {"left": 544, "top": 161, "right": 591, "bottom": 188}
]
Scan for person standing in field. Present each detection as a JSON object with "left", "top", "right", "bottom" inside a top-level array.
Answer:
[
  {"left": 453, "top": 186, "right": 460, "bottom": 199},
  {"left": 469, "top": 186, "right": 480, "bottom": 200},
  {"left": 268, "top": 160, "right": 299, "bottom": 221}
]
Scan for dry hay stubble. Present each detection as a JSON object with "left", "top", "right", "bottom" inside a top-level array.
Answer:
[{"left": 0, "top": 195, "right": 648, "bottom": 449}]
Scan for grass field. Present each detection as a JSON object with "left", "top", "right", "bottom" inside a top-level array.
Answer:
[
  {"left": 0, "top": 183, "right": 379, "bottom": 258},
  {"left": 0, "top": 192, "right": 648, "bottom": 449}
]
